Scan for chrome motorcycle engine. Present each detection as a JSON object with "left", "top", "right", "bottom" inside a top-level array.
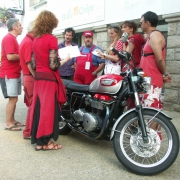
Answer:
[
  {"left": 72, "top": 109, "right": 86, "bottom": 122},
  {"left": 83, "top": 113, "right": 99, "bottom": 132},
  {"left": 72, "top": 109, "right": 102, "bottom": 132},
  {"left": 72, "top": 96, "right": 105, "bottom": 133}
]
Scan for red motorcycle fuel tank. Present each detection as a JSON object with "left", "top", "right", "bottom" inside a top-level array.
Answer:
[{"left": 89, "top": 74, "right": 123, "bottom": 94}]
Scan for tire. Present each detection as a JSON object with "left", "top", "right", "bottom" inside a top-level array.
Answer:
[
  {"left": 113, "top": 109, "right": 179, "bottom": 175},
  {"left": 59, "top": 121, "right": 72, "bottom": 135}
]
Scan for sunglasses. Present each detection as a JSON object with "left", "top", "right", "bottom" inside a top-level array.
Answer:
[{"left": 109, "top": 24, "right": 120, "bottom": 31}]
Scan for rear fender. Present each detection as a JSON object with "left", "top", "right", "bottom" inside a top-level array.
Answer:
[{"left": 110, "top": 107, "right": 172, "bottom": 140}]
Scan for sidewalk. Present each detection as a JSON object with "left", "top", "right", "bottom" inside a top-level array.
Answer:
[{"left": 0, "top": 90, "right": 179, "bottom": 180}]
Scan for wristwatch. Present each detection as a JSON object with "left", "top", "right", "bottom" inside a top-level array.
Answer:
[
  {"left": 162, "top": 73, "right": 168, "bottom": 78},
  {"left": 103, "top": 53, "right": 106, "bottom": 58}
]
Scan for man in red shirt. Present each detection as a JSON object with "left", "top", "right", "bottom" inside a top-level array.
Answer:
[
  {"left": 19, "top": 21, "right": 35, "bottom": 138},
  {"left": 0, "top": 18, "right": 23, "bottom": 131},
  {"left": 140, "top": 11, "right": 172, "bottom": 109}
]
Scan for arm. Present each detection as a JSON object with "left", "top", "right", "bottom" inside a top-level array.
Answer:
[
  {"left": 49, "top": 50, "right": 60, "bottom": 70},
  {"left": 60, "top": 54, "right": 71, "bottom": 67},
  {"left": 73, "top": 62, "right": 77, "bottom": 70},
  {"left": 27, "top": 62, "right": 35, "bottom": 77},
  {"left": 124, "top": 41, "right": 135, "bottom": 54},
  {"left": 150, "top": 32, "right": 172, "bottom": 83},
  {"left": 96, "top": 40, "right": 123, "bottom": 62},
  {"left": 150, "top": 32, "right": 166, "bottom": 74},
  {"left": 7, "top": 54, "right": 19, "bottom": 61},
  {"left": 103, "top": 54, "right": 120, "bottom": 62},
  {"left": 31, "top": 52, "right": 36, "bottom": 70},
  {"left": 49, "top": 50, "right": 71, "bottom": 70},
  {"left": 92, "top": 63, "right": 105, "bottom": 76},
  {"left": 95, "top": 49, "right": 120, "bottom": 62}
]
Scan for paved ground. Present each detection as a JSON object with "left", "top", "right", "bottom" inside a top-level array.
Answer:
[{"left": 0, "top": 88, "right": 180, "bottom": 180}]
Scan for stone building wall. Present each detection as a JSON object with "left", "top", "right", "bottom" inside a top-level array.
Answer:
[
  {"left": 163, "top": 13, "right": 180, "bottom": 112},
  {"left": 94, "top": 25, "right": 110, "bottom": 52}
]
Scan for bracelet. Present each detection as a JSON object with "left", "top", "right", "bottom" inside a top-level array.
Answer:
[{"left": 162, "top": 73, "right": 168, "bottom": 78}]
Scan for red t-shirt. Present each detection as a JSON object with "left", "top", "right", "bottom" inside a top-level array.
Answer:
[
  {"left": 32, "top": 34, "right": 58, "bottom": 72},
  {"left": 19, "top": 34, "right": 34, "bottom": 75},
  {"left": 0, "top": 33, "right": 21, "bottom": 78},
  {"left": 128, "top": 34, "right": 145, "bottom": 66}
]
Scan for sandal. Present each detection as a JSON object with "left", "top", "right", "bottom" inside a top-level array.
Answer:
[
  {"left": 42, "top": 142, "right": 62, "bottom": 151},
  {"left": 35, "top": 146, "right": 43, "bottom": 151},
  {"left": 14, "top": 121, "right": 25, "bottom": 127},
  {"left": 4, "top": 125, "right": 22, "bottom": 131}
]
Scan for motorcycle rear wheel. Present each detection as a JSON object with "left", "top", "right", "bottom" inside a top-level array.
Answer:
[{"left": 113, "top": 110, "right": 179, "bottom": 175}]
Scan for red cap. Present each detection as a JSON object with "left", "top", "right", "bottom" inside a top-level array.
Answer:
[{"left": 83, "top": 30, "right": 93, "bottom": 37}]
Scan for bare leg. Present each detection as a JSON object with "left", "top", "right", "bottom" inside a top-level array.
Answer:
[
  {"left": 6, "top": 97, "right": 18, "bottom": 127},
  {"left": 12, "top": 104, "right": 17, "bottom": 122}
]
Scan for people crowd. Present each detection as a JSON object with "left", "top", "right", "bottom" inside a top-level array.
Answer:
[{"left": 0, "top": 10, "right": 172, "bottom": 151}]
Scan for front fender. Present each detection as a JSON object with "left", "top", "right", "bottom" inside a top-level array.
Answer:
[{"left": 110, "top": 107, "right": 172, "bottom": 140}]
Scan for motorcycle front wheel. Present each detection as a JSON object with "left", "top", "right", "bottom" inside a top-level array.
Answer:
[{"left": 113, "top": 109, "right": 179, "bottom": 175}]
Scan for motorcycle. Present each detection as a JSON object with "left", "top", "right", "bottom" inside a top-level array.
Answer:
[{"left": 59, "top": 44, "right": 179, "bottom": 175}]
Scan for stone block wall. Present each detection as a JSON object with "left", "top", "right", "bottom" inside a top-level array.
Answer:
[
  {"left": 163, "top": 13, "right": 180, "bottom": 112},
  {"left": 56, "top": 35, "right": 64, "bottom": 44},
  {"left": 94, "top": 25, "right": 110, "bottom": 52}
]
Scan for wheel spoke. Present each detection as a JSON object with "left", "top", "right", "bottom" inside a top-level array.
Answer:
[{"left": 116, "top": 114, "right": 174, "bottom": 168}]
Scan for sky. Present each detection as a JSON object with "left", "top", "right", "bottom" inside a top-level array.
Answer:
[{"left": 0, "top": 0, "right": 20, "bottom": 9}]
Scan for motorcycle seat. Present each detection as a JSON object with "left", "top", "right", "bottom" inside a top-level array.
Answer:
[{"left": 62, "top": 79, "right": 89, "bottom": 92}]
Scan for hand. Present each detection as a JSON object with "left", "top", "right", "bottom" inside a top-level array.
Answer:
[
  {"left": 66, "top": 54, "right": 71, "bottom": 61},
  {"left": 163, "top": 74, "right": 172, "bottom": 83},
  {"left": 57, "top": 56, "right": 61, "bottom": 61},
  {"left": 95, "top": 49, "right": 102, "bottom": 54},
  {"left": 71, "top": 64, "right": 75, "bottom": 69},
  {"left": 95, "top": 49, "right": 104, "bottom": 57},
  {"left": 92, "top": 71, "right": 97, "bottom": 76}
]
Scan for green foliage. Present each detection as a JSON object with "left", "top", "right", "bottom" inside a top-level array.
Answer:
[{"left": 0, "top": 7, "right": 16, "bottom": 27}]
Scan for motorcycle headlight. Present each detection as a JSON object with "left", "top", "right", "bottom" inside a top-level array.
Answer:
[{"left": 141, "top": 77, "right": 151, "bottom": 92}]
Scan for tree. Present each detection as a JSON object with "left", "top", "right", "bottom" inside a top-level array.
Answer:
[{"left": 0, "top": 7, "right": 16, "bottom": 28}]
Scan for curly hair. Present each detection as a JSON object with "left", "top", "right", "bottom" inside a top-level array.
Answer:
[{"left": 34, "top": 10, "right": 58, "bottom": 37}]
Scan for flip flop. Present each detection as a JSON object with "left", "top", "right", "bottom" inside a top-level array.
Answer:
[
  {"left": 4, "top": 125, "right": 22, "bottom": 131},
  {"left": 14, "top": 121, "right": 25, "bottom": 127}
]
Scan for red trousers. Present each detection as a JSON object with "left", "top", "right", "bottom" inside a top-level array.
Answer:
[{"left": 23, "top": 75, "right": 34, "bottom": 138}]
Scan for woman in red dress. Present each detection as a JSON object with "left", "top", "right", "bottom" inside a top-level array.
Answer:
[{"left": 30, "top": 10, "right": 71, "bottom": 151}]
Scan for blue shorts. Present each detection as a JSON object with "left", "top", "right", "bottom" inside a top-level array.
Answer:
[{"left": 0, "top": 76, "right": 21, "bottom": 98}]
